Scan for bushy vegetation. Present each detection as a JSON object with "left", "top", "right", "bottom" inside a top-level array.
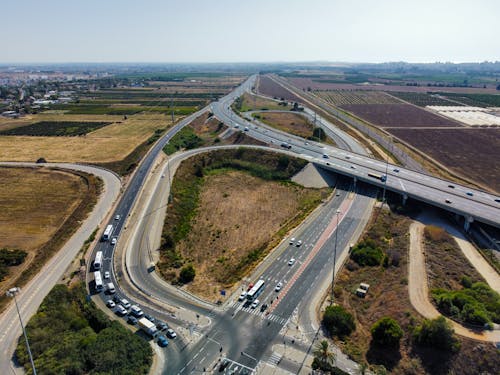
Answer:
[
  {"left": 0, "top": 121, "right": 111, "bottom": 136},
  {"left": 15, "top": 283, "right": 152, "bottom": 375},
  {"left": 163, "top": 126, "right": 203, "bottom": 155},
  {"left": 323, "top": 305, "right": 356, "bottom": 338},
  {"left": 432, "top": 281, "right": 500, "bottom": 326},
  {"left": 47, "top": 104, "right": 196, "bottom": 116},
  {"left": 350, "top": 239, "right": 385, "bottom": 266},
  {"left": 370, "top": 317, "right": 404, "bottom": 347},
  {"left": 0, "top": 248, "right": 27, "bottom": 280},
  {"left": 413, "top": 316, "right": 461, "bottom": 352},
  {"left": 179, "top": 264, "right": 196, "bottom": 284}
]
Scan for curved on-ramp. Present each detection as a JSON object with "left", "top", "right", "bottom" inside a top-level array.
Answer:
[{"left": 0, "top": 162, "right": 121, "bottom": 374}]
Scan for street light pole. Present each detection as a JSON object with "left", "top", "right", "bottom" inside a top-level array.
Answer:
[
  {"left": 6, "top": 287, "right": 37, "bottom": 375},
  {"left": 330, "top": 210, "right": 341, "bottom": 305}
]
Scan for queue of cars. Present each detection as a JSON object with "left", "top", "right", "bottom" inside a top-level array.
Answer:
[{"left": 106, "top": 295, "right": 176, "bottom": 347}]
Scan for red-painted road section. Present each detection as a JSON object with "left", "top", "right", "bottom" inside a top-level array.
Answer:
[{"left": 266, "top": 196, "right": 354, "bottom": 315}]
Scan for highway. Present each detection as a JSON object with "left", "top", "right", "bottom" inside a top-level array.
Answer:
[
  {"left": 211, "top": 88, "right": 500, "bottom": 228},
  {"left": 89, "top": 74, "right": 499, "bottom": 374},
  {"left": 3, "top": 73, "right": 498, "bottom": 375}
]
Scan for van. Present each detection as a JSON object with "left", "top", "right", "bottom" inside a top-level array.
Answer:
[
  {"left": 107, "top": 283, "right": 116, "bottom": 294},
  {"left": 130, "top": 305, "right": 144, "bottom": 317}
]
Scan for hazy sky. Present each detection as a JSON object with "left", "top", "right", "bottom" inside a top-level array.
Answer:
[{"left": 2, "top": 0, "right": 499, "bottom": 63}]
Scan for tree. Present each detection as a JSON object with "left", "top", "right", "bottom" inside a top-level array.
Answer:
[
  {"left": 370, "top": 317, "right": 404, "bottom": 347},
  {"left": 323, "top": 305, "right": 355, "bottom": 338},
  {"left": 179, "top": 264, "right": 196, "bottom": 283},
  {"left": 413, "top": 316, "right": 460, "bottom": 352},
  {"left": 312, "top": 340, "right": 336, "bottom": 372}
]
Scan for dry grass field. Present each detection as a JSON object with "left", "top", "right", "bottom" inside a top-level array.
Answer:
[
  {"left": 0, "top": 113, "right": 173, "bottom": 163},
  {"left": 177, "top": 170, "right": 324, "bottom": 299},
  {"left": 0, "top": 166, "right": 100, "bottom": 307},
  {"left": 256, "top": 112, "right": 314, "bottom": 138},
  {"left": 239, "top": 92, "right": 290, "bottom": 111}
]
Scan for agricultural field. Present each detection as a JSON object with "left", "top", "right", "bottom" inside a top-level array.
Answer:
[
  {"left": 315, "top": 90, "right": 401, "bottom": 106},
  {"left": 439, "top": 92, "right": 500, "bottom": 108},
  {"left": 0, "top": 113, "right": 171, "bottom": 167},
  {"left": 331, "top": 201, "right": 500, "bottom": 375},
  {"left": 157, "top": 149, "right": 328, "bottom": 301},
  {"left": 388, "top": 92, "right": 460, "bottom": 107},
  {"left": 0, "top": 121, "right": 112, "bottom": 136},
  {"left": 340, "top": 104, "right": 462, "bottom": 128},
  {"left": 285, "top": 76, "right": 500, "bottom": 94},
  {"left": 0, "top": 166, "right": 100, "bottom": 311},
  {"left": 258, "top": 75, "right": 303, "bottom": 103},
  {"left": 387, "top": 128, "right": 500, "bottom": 192}
]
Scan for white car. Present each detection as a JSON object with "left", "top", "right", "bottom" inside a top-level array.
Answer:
[
  {"left": 238, "top": 291, "right": 248, "bottom": 301},
  {"left": 106, "top": 300, "right": 116, "bottom": 308},
  {"left": 166, "top": 328, "right": 177, "bottom": 338},
  {"left": 111, "top": 237, "right": 117, "bottom": 245},
  {"left": 120, "top": 298, "right": 131, "bottom": 309},
  {"left": 115, "top": 305, "right": 127, "bottom": 316},
  {"left": 289, "top": 238, "right": 295, "bottom": 245},
  {"left": 115, "top": 215, "right": 120, "bottom": 220},
  {"left": 275, "top": 282, "right": 283, "bottom": 292},
  {"left": 288, "top": 258, "right": 296, "bottom": 266},
  {"left": 104, "top": 271, "right": 110, "bottom": 279},
  {"left": 296, "top": 240, "right": 302, "bottom": 247},
  {"left": 251, "top": 299, "right": 260, "bottom": 309}
]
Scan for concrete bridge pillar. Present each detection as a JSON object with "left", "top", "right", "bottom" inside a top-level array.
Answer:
[
  {"left": 353, "top": 177, "right": 357, "bottom": 188},
  {"left": 464, "top": 215, "right": 474, "bottom": 232}
]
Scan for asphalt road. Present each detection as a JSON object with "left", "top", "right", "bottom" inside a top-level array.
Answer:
[
  {"left": 212, "top": 92, "right": 500, "bottom": 228},
  {"left": 0, "top": 163, "right": 121, "bottom": 375}
]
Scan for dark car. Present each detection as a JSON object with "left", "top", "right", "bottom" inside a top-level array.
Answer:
[
  {"left": 127, "top": 316, "right": 138, "bottom": 325},
  {"left": 157, "top": 335, "right": 169, "bottom": 347},
  {"left": 156, "top": 321, "right": 168, "bottom": 331},
  {"left": 219, "top": 359, "right": 230, "bottom": 372},
  {"left": 144, "top": 314, "right": 155, "bottom": 323},
  {"left": 260, "top": 303, "right": 268, "bottom": 312},
  {"left": 113, "top": 294, "right": 121, "bottom": 303}
]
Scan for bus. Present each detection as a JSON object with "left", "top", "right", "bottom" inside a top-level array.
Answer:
[
  {"left": 102, "top": 224, "right": 114, "bottom": 241},
  {"left": 94, "top": 271, "right": 103, "bottom": 292},
  {"left": 367, "top": 173, "right": 387, "bottom": 182},
  {"left": 94, "top": 251, "right": 103, "bottom": 270},
  {"left": 247, "top": 279, "right": 265, "bottom": 301}
]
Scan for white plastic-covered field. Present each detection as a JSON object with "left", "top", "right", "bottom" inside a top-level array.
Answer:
[{"left": 426, "top": 106, "right": 500, "bottom": 126}]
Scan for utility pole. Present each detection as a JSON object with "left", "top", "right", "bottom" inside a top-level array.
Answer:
[
  {"left": 6, "top": 287, "right": 37, "bottom": 375},
  {"left": 330, "top": 210, "right": 341, "bottom": 305}
]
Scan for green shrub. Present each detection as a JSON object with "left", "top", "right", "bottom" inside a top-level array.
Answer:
[
  {"left": 15, "top": 283, "right": 152, "bottom": 375},
  {"left": 0, "top": 248, "right": 28, "bottom": 281},
  {"left": 350, "top": 240, "right": 384, "bottom": 266},
  {"left": 370, "top": 317, "right": 404, "bottom": 347},
  {"left": 179, "top": 264, "right": 196, "bottom": 283},
  {"left": 432, "top": 281, "right": 500, "bottom": 325},
  {"left": 413, "top": 316, "right": 460, "bottom": 352},
  {"left": 323, "top": 305, "right": 356, "bottom": 338}
]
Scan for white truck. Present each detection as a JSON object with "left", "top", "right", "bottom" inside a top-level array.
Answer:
[{"left": 138, "top": 317, "right": 158, "bottom": 337}]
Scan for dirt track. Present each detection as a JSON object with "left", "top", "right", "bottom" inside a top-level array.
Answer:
[{"left": 408, "top": 221, "right": 500, "bottom": 342}]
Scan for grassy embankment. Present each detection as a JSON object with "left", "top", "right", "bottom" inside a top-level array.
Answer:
[
  {"left": 15, "top": 283, "right": 152, "bottom": 375},
  {"left": 158, "top": 148, "right": 330, "bottom": 300},
  {"left": 425, "top": 226, "right": 500, "bottom": 328},
  {"left": 0, "top": 167, "right": 101, "bottom": 312},
  {"left": 331, "top": 197, "right": 500, "bottom": 375}
]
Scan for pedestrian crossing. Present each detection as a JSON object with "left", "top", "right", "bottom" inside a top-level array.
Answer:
[
  {"left": 230, "top": 302, "right": 288, "bottom": 325},
  {"left": 267, "top": 352, "right": 283, "bottom": 367}
]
